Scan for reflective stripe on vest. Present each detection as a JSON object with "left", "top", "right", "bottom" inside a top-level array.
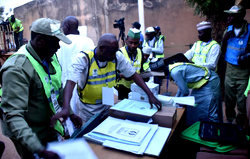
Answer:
[
  {"left": 143, "top": 61, "right": 150, "bottom": 71},
  {"left": 192, "top": 40, "right": 218, "bottom": 63},
  {"left": 13, "top": 45, "right": 64, "bottom": 136},
  {"left": 169, "top": 62, "right": 210, "bottom": 89},
  {"left": 117, "top": 46, "right": 142, "bottom": 88},
  {"left": 143, "top": 39, "right": 164, "bottom": 58},
  {"left": 78, "top": 51, "right": 116, "bottom": 104},
  {"left": 225, "top": 24, "right": 250, "bottom": 65}
]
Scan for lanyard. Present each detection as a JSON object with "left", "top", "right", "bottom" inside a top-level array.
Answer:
[
  {"left": 199, "top": 39, "right": 212, "bottom": 54},
  {"left": 42, "top": 60, "right": 53, "bottom": 86},
  {"left": 126, "top": 46, "right": 137, "bottom": 66},
  {"left": 94, "top": 49, "right": 108, "bottom": 86}
]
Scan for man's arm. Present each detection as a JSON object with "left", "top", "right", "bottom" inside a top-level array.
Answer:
[
  {"left": 170, "top": 68, "right": 189, "bottom": 97},
  {"left": 198, "top": 44, "right": 221, "bottom": 70},
  {"left": 131, "top": 72, "right": 162, "bottom": 110},
  {"left": 1, "top": 66, "right": 58, "bottom": 158},
  {"left": 184, "top": 42, "right": 196, "bottom": 61},
  {"left": 221, "top": 29, "right": 233, "bottom": 54},
  {"left": 151, "top": 39, "right": 164, "bottom": 55}
]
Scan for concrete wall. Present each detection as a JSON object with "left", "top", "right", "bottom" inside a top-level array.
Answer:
[{"left": 14, "top": 0, "right": 250, "bottom": 57}]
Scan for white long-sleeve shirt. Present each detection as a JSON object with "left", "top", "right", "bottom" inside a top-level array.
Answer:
[{"left": 184, "top": 41, "right": 221, "bottom": 71}]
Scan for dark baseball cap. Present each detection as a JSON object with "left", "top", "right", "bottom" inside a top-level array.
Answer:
[{"left": 132, "top": 22, "right": 141, "bottom": 29}]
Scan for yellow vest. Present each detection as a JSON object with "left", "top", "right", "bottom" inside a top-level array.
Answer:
[
  {"left": 143, "top": 39, "right": 164, "bottom": 58},
  {"left": 9, "top": 18, "right": 24, "bottom": 33},
  {"left": 77, "top": 51, "right": 117, "bottom": 104},
  {"left": 169, "top": 62, "right": 210, "bottom": 89},
  {"left": 192, "top": 40, "right": 218, "bottom": 63},
  {"left": 117, "top": 46, "right": 142, "bottom": 88}
]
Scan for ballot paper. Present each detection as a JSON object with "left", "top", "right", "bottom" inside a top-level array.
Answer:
[
  {"left": 102, "top": 119, "right": 158, "bottom": 155},
  {"left": 90, "top": 116, "right": 151, "bottom": 145},
  {"left": 110, "top": 99, "right": 158, "bottom": 117},
  {"left": 46, "top": 138, "right": 98, "bottom": 159},
  {"left": 144, "top": 126, "right": 171, "bottom": 156},
  {"left": 171, "top": 96, "right": 195, "bottom": 106}
]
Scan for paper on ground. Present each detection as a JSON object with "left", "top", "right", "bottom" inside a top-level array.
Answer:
[
  {"left": 46, "top": 138, "right": 98, "bottom": 159},
  {"left": 171, "top": 96, "right": 195, "bottom": 106},
  {"left": 110, "top": 99, "right": 158, "bottom": 117},
  {"left": 91, "top": 116, "right": 151, "bottom": 144}
]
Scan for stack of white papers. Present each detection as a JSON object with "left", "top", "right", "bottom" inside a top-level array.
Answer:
[
  {"left": 110, "top": 99, "right": 158, "bottom": 117},
  {"left": 83, "top": 116, "right": 171, "bottom": 156}
]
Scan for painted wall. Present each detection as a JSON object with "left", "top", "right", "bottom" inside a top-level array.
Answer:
[{"left": 14, "top": 0, "right": 250, "bottom": 57}]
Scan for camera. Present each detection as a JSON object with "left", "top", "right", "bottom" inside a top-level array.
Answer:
[{"left": 113, "top": 17, "right": 125, "bottom": 33}]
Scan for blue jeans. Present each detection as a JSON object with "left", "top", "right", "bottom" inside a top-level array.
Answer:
[{"left": 14, "top": 30, "right": 23, "bottom": 51}]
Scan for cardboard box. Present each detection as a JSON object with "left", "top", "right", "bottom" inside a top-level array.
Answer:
[
  {"left": 131, "top": 82, "right": 159, "bottom": 96},
  {"left": 109, "top": 106, "right": 177, "bottom": 128}
]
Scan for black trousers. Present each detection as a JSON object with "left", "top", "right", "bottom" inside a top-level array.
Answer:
[{"left": 116, "top": 84, "right": 131, "bottom": 100}]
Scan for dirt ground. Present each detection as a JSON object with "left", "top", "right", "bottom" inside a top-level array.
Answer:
[{"left": 0, "top": 79, "right": 226, "bottom": 159}]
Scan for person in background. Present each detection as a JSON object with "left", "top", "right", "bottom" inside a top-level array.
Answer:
[
  {"left": 8, "top": 15, "right": 24, "bottom": 51},
  {"left": 222, "top": 5, "right": 250, "bottom": 127},
  {"left": 154, "top": 26, "right": 166, "bottom": 42},
  {"left": 62, "top": 33, "right": 162, "bottom": 123},
  {"left": 184, "top": 21, "right": 221, "bottom": 71},
  {"left": 132, "top": 21, "right": 144, "bottom": 49},
  {"left": 115, "top": 28, "right": 143, "bottom": 100},
  {"left": 0, "top": 18, "right": 82, "bottom": 159},
  {"left": 56, "top": 16, "right": 94, "bottom": 114},
  {"left": 142, "top": 27, "right": 164, "bottom": 93}
]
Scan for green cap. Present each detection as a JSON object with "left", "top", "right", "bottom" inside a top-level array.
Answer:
[
  {"left": 30, "top": 18, "right": 72, "bottom": 44},
  {"left": 127, "top": 28, "right": 141, "bottom": 39}
]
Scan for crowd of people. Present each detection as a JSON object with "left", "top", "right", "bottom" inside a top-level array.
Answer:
[{"left": 0, "top": 4, "right": 249, "bottom": 159}]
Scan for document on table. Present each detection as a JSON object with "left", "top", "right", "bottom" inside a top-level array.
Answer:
[
  {"left": 144, "top": 126, "right": 171, "bottom": 156},
  {"left": 91, "top": 116, "right": 151, "bottom": 144},
  {"left": 103, "top": 122, "right": 158, "bottom": 155},
  {"left": 46, "top": 138, "right": 98, "bottom": 159},
  {"left": 110, "top": 99, "right": 158, "bottom": 117},
  {"left": 171, "top": 96, "right": 195, "bottom": 106}
]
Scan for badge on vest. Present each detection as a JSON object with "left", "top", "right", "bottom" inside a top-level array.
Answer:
[
  {"left": 239, "top": 40, "right": 243, "bottom": 45},
  {"left": 93, "top": 69, "right": 98, "bottom": 77},
  {"left": 44, "top": 76, "right": 49, "bottom": 83}
]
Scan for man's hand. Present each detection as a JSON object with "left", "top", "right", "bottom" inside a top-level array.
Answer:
[
  {"left": 50, "top": 108, "right": 70, "bottom": 128},
  {"left": 40, "top": 149, "right": 61, "bottom": 159},
  {"left": 222, "top": 31, "right": 234, "bottom": 43},
  {"left": 142, "top": 46, "right": 152, "bottom": 55},
  {"left": 148, "top": 94, "right": 162, "bottom": 111},
  {"left": 69, "top": 114, "right": 83, "bottom": 129}
]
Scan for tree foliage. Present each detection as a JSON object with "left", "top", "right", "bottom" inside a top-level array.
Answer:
[
  {"left": 0, "top": 6, "right": 4, "bottom": 22},
  {"left": 185, "top": 0, "right": 235, "bottom": 43}
]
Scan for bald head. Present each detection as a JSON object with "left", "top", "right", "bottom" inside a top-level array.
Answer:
[
  {"left": 96, "top": 33, "right": 118, "bottom": 62},
  {"left": 62, "top": 16, "right": 79, "bottom": 35},
  {"left": 98, "top": 33, "right": 117, "bottom": 46}
]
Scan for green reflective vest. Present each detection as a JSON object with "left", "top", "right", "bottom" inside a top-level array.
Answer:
[
  {"left": 192, "top": 40, "right": 218, "bottom": 63},
  {"left": 9, "top": 18, "right": 24, "bottom": 33},
  {"left": 169, "top": 62, "right": 210, "bottom": 89},
  {"left": 77, "top": 51, "right": 116, "bottom": 104},
  {"left": 13, "top": 46, "right": 64, "bottom": 136},
  {"left": 117, "top": 46, "right": 142, "bottom": 88}
]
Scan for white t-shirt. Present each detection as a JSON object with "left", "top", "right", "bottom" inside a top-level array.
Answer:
[
  {"left": 56, "top": 34, "right": 94, "bottom": 87},
  {"left": 67, "top": 50, "right": 136, "bottom": 122},
  {"left": 184, "top": 41, "right": 221, "bottom": 71}
]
